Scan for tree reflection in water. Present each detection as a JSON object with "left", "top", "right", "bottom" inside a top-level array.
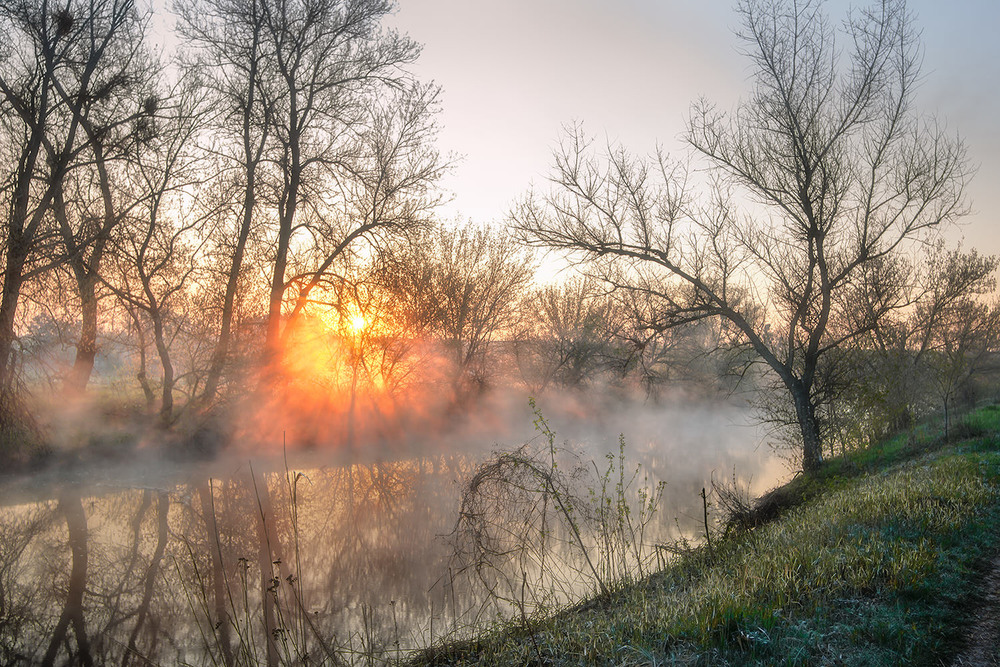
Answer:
[
  {"left": 0, "top": 458, "right": 487, "bottom": 665},
  {"left": 0, "top": 433, "right": 779, "bottom": 665}
]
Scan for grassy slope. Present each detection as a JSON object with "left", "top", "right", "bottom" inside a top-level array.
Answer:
[{"left": 414, "top": 405, "right": 1000, "bottom": 666}]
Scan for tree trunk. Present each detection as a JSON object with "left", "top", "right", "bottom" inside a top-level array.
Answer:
[
  {"left": 41, "top": 491, "right": 93, "bottom": 667},
  {"left": 0, "top": 74, "right": 46, "bottom": 400},
  {"left": 58, "top": 134, "right": 115, "bottom": 395},
  {"left": 151, "top": 312, "right": 174, "bottom": 427},
  {"left": 122, "top": 491, "right": 169, "bottom": 667},
  {"left": 203, "top": 125, "right": 260, "bottom": 402},
  {"left": 265, "top": 162, "right": 298, "bottom": 362},
  {"left": 264, "top": 216, "right": 291, "bottom": 362},
  {"left": 251, "top": 471, "right": 280, "bottom": 667},
  {"left": 793, "top": 386, "right": 824, "bottom": 473},
  {"left": 137, "top": 346, "right": 155, "bottom": 411},
  {"left": 0, "top": 241, "right": 28, "bottom": 397},
  {"left": 66, "top": 275, "right": 99, "bottom": 393},
  {"left": 346, "top": 360, "right": 358, "bottom": 449},
  {"left": 264, "top": 102, "right": 302, "bottom": 361},
  {"left": 944, "top": 395, "right": 951, "bottom": 443},
  {"left": 127, "top": 307, "right": 156, "bottom": 410},
  {"left": 202, "top": 210, "right": 251, "bottom": 404},
  {"left": 197, "top": 481, "right": 233, "bottom": 667}
]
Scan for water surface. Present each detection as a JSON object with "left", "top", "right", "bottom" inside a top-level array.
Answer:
[{"left": 0, "top": 400, "right": 786, "bottom": 665}]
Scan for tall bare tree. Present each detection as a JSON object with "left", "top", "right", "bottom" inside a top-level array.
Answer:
[
  {"left": 52, "top": 83, "right": 162, "bottom": 393},
  {"left": 250, "top": 0, "right": 440, "bottom": 360},
  {"left": 175, "top": 0, "right": 271, "bottom": 403},
  {"left": 279, "top": 82, "right": 446, "bottom": 342},
  {"left": 0, "top": 0, "right": 156, "bottom": 407},
  {"left": 177, "top": 0, "right": 445, "bottom": 399},
  {"left": 515, "top": 0, "right": 969, "bottom": 471}
]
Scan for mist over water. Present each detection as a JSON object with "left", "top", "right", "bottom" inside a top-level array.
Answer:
[{"left": 0, "top": 388, "right": 788, "bottom": 665}]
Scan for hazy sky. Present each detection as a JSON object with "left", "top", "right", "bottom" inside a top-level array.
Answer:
[{"left": 384, "top": 0, "right": 1000, "bottom": 259}]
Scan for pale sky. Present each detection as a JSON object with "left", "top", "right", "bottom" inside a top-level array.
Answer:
[{"left": 385, "top": 0, "right": 1000, "bottom": 259}]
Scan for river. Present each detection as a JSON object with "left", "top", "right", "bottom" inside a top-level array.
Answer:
[{"left": 0, "top": 399, "right": 787, "bottom": 666}]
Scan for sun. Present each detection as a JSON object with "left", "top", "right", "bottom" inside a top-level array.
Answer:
[{"left": 349, "top": 313, "right": 367, "bottom": 332}]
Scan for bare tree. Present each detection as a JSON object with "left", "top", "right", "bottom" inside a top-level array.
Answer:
[
  {"left": 249, "top": 0, "right": 441, "bottom": 359},
  {"left": 381, "top": 224, "right": 535, "bottom": 397},
  {"left": 0, "top": 0, "right": 157, "bottom": 408},
  {"left": 177, "top": 0, "right": 445, "bottom": 398},
  {"left": 174, "top": 0, "right": 271, "bottom": 403},
  {"left": 926, "top": 299, "right": 1000, "bottom": 440},
  {"left": 892, "top": 247, "right": 997, "bottom": 439},
  {"left": 514, "top": 278, "right": 615, "bottom": 392},
  {"left": 515, "top": 0, "right": 968, "bottom": 471},
  {"left": 52, "top": 79, "right": 162, "bottom": 394},
  {"left": 839, "top": 247, "right": 998, "bottom": 445},
  {"left": 279, "top": 82, "right": 446, "bottom": 343},
  {"left": 610, "top": 285, "right": 728, "bottom": 398},
  {"left": 102, "top": 92, "right": 210, "bottom": 426}
]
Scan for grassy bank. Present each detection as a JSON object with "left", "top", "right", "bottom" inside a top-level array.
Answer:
[{"left": 413, "top": 406, "right": 1000, "bottom": 666}]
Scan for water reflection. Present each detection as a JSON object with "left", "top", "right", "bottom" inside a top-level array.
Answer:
[{"left": 0, "top": 406, "right": 786, "bottom": 665}]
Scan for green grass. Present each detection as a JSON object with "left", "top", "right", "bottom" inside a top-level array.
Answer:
[{"left": 411, "top": 406, "right": 1000, "bottom": 666}]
